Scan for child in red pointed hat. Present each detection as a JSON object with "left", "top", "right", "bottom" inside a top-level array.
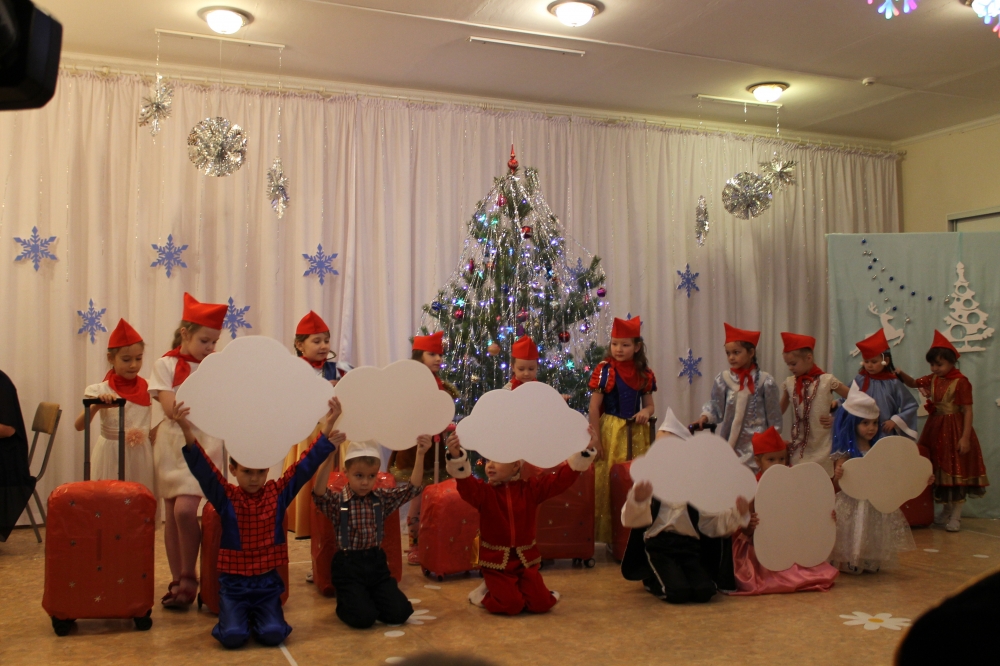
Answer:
[
  {"left": 588, "top": 315, "right": 657, "bottom": 545},
  {"left": 852, "top": 328, "right": 919, "bottom": 440},
  {"left": 897, "top": 331, "right": 989, "bottom": 532},
  {"left": 778, "top": 332, "right": 849, "bottom": 477},
  {"left": 505, "top": 335, "right": 540, "bottom": 390},
  {"left": 694, "top": 323, "right": 782, "bottom": 475},
  {"left": 73, "top": 318, "right": 155, "bottom": 495},
  {"left": 147, "top": 293, "right": 227, "bottom": 608}
]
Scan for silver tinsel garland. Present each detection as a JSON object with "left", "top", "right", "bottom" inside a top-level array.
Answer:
[
  {"left": 137, "top": 75, "right": 173, "bottom": 136},
  {"left": 722, "top": 171, "right": 772, "bottom": 219},
  {"left": 187, "top": 117, "right": 247, "bottom": 177},
  {"left": 695, "top": 195, "right": 709, "bottom": 246},
  {"left": 266, "top": 157, "right": 290, "bottom": 219},
  {"left": 760, "top": 157, "right": 796, "bottom": 192}
]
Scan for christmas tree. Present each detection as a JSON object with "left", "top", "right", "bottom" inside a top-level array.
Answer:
[
  {"left": 419, "top": 148, "right": 609, "bottom": 418},
  {"left": 943, "top": 261, "right": 995, "bottom": 352}
]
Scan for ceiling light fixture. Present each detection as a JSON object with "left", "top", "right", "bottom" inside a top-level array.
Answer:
[
  {"left": 198, "top": 7, "right": 253, "bottom": 35},
  {"left": 548, "top": 1, "right": 601, "bottom": 27},
  {"left": 747, "top": 82, "right": 788, "bottom": 104}
]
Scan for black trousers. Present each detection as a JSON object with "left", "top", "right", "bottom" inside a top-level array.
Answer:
[
  {"left": 643, "top": 531, "right": 717, "bottom": 604},
  {"left": 330, "top": 547, "right": 413, "bottom": 629}
]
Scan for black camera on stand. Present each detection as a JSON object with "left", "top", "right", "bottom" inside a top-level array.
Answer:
[{"left": 0, "top": 0, "right": 61, "bottom": 111}]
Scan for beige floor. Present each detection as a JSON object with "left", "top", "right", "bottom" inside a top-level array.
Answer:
[{"left": 1, "top": 519, "right": 998, "bottom": 666}]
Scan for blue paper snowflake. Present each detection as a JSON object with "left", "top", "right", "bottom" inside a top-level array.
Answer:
[
  {"left": 302, "top": 244, "right": 339, "bottom": 285},
  {"left": 14, "top": 226, "right": 58, "bottom": 271},
  {"left": 678, "top": 349, "right": 702, "bottom": 384},
  {"left": 150, "top": 234, "right": 188, "bottom": 277},
  {"left": 77, "top": 299, "right": 108, "bottom": 344},
  {"left": 567, "top": 257, "right": 586, "bottom": 280},
  {"left": 223, "top": 297, "right": 252, "bottom": 339},
  {"left": 676, "top": 264, "right": 700, "bottom": 298}
]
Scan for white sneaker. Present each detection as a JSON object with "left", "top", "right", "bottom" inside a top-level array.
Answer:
[
  {"left": 934, "top": 504, "right": 952, "bottom": 527},
  {"left": 946, "top": 504, "right": 963, "bottom": 532},
  {"left": 550, "top": 590, "right": 561, "bottom": 602},
  {"left": 468, "top": 582, "right": 487, "bottom": 608},
  {"left": 305, "top": 570, "right": 314, "bottom": 583}
]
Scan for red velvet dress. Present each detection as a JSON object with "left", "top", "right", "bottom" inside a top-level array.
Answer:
[{"left": 915, "top": 373, "right": 989, "bottom": 503}]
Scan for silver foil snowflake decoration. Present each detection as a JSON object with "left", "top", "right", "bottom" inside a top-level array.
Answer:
[
  {"left": 187, "top": 117, "right": 247, "bottom": 177},
  {"left": 722, "top": 171, "right": 773, "bottom": 219},
  {"left": 266, "top": 157, "right": 290, "bottom": 219},
  {"left": 760, "top": 157, "right": 796, "bottom": 192},
  {"left": 137, "top": 75, "right": 173, "bottom": 136},
  {"left": 695, "top": 195, "right": 709, "bottom": 246}
]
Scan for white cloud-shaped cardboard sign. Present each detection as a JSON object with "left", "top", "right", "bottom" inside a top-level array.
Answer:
[
  {"left": 455, "top": 382, "right": 590, "bottom": 467},
  {"left": 629, "top": 432, "right": 757, "bottom": 514},
  {"left": 753, "top": 462, "right": 836, "bottom": 572},
  {"left": 333, "top": 360, "right": 455, "bottom": 451},
  {"left": 175, "top": 336, "right": 335, "bottom": 469},
  {"left": 840, "top": 436, "right": 932, "bottom": 514}
]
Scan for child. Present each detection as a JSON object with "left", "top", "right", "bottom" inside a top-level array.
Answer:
[
  {"left": 779, "top": 332, "right": 849, "bottom": 477},
  {"left": 388, "top": 330, "right": 458, "bottom": 564},
  {"left": 655, "top": 407, "right": 690, "bottom": 441},
  {"left": 829, "top": 384, "right": 917, "bottom": 573},
  {"left": 728, "top": 426, "right": 838, "bottom": 595},
  {"left": 445, "top": 434, "right": 596, "bottom": 615},
  {"left": 73, "top": 319, "right": 155, "bottom": 492},
  {"left": 898, "top": 331, "right": 989, "bottom": 532},
  {"left": 504, "top": 335, "right": 539, "bottom": 390},
  {"left": 178, "top": 397, "right": 344, "bottom": 648},
  {"left": 312, "top": 436, "right": 432, "bottom": 628},
  {"left": 694, "top": 323, "right": 782, "bottom": 474},
  {"left": 854, "top": 329, "right": 919, "bottom": 439},
  {"left": 621, "top": 478, "right": 749, "bottom": 604},
  {"left": 588, "top": 316, "right": 657, "bottom": 545},
  {"left": 147, "top": 292, "right": 227, "bottom": 608}
]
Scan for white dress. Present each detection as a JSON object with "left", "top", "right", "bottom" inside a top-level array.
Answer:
[
  {"left": 148, "top": 356, "right": 224, "bottom": 498},
  {"left": 83, "top": 381, "right": 155, "bottom": 494}
]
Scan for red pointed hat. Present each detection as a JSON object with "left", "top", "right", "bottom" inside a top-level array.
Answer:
[
  {"left": 182, "top": 292, "right": 227, "bottom": 330},
  {"left": 930, "top": 330, "right": 960, "bottom": 359},
  {"left": 412, "top": 331, "right": 444, "bottom": 355},
  {"left": 108, "top": 318, "right": 143, "bottom": 349},
  {"left": 781, "top": 332, "right": 815, "bottom": 353},
  {"left": 511, "top": 336, "right": 539, "bottom": 361},
  {"left": 752, "top": 426, "right": 787, "bottom": 456},
  {"left": 724, "top": 323, "right": 760, "bottom": 347},
  {"left": 855, "top": 328, "right": 889, "bottom": 359},
  {"left": 296, "top": 311, "right": 329, "bottom": 336},
  {"left": 611, "top": 316, "right": 641, "bottom": 339}
]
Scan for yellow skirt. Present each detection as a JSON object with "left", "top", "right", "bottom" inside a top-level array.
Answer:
[
  {"left": 594, "top": 413, "right": 651, "bottom": 544},
  {"left": 282, "top": 423, "right": 323, "bottom": 538}
]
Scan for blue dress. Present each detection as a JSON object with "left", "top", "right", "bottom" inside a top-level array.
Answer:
[{"left": 853, "top": 374, "right": 919, "bottom": 439}]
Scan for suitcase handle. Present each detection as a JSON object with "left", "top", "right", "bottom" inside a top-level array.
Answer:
[
  {"left": 687, "top": 422, "right": 717, "bottom": 434},
  {"left": 623, "top": 416, "right": 657, "bottom": 461},
  {"left": 82, "top": 397, "right": 127, "bottom": 481}
]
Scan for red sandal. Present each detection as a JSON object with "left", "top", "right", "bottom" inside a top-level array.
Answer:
[
  {"left": 160, "top": 580, "right": 180, "bottom": 605},
  {"left": 162, "top": 574, "right": 197, "bottom": 609}
]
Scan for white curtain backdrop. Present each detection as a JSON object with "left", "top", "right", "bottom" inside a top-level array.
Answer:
[{"left": 0, "top": 72, "right": 899, "bottom": 504}]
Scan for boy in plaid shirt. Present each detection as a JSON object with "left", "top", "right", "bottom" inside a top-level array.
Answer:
[
  {"left": 312, "top": 435, "right": 432, "bottom": 628},
  {"left": 177, "top": 397, "right": 345, "bottom": 649}
]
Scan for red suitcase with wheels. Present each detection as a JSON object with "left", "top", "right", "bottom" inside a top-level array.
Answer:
[
  {"left": 42, "top": 398, "right": 156, "bottom": 636},
  {"left": 418, "top": 479, "right": 480, "bottom": 580},
  {"left": 310, "top": 471, "right": 403, "bottom": 597},
  {"left": 901, "top": 444, "right": 934, "bottom": 527},
  {"left": 610, "top": 418, "right": 666, "bottom": 561},
  {"left": 197, "top": 503, "right": 291, "bottom": 613},
  {"left": 520, "top": 463, "right": 596, "bottom": 567}
]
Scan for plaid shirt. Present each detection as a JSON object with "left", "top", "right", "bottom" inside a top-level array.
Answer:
[
  {"left": 183, "top": 435, "right": 335, "bottom": 575},
  {"left": 313, "top": 484, "right": 423, "bottom": 551}
]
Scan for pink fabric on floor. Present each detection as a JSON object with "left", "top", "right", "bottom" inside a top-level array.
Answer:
[{"left": 728, "top": 531, "right": 838, "bottom": 596}]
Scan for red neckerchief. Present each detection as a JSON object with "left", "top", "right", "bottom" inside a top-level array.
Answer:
[
  {"left": 509, "top": 377, "right": 537, "bottom": 389},
  {"left": 162, "top": 347, "right": 199, "bottom": 388},
  {"left": 302, "top": 357, "right": 325, "bottom": 370},
  {"left": 795, "top": 365, "right": 825, "bottom": 402},
  {"left": 859, "top": 368, "right": 897, "bottom": 392},
  {"left": 942, "top": 368, "right": 964, "bottom": 381},
  {"left": 733, "top": 364, "right": 757, "bottom": 393},
  {"left": 755, "top": 471, "right": 763, "bottom": 482},
  {"left": 434, "top": 373, "right": 445, "bottom": 392},
  {"left": 610, "top": 358, "right": 643, "bottom": 391},
  {"left": 104, "top": 369, "right": 151, "bottom": 407}
]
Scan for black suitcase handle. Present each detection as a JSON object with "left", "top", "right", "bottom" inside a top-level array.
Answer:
[
  {"left": 83, "top": 397, "right": 127, "bottom": 481},
  {"left": 687, "top": 422, "right": 717, "bottom": 434},
  {"left": 624, "top": 416, "right": 658, "bottom": 460}
]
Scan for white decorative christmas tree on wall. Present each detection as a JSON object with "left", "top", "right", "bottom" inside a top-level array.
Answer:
[{"left": 943, "top": 262, "right": 994, "bottom": 353}]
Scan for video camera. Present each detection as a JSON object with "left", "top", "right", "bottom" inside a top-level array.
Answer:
[{"left": 0, "top": 0, "right": 62, "bottom": 110}]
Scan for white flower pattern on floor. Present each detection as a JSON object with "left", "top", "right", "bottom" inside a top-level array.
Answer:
[{"left": 840, "top": 611, "right": 911, "bottom": 631}]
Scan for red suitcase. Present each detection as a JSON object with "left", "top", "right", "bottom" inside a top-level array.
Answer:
[
  {"left": 901, "top": 444, "right": 934, "bottom": 528},
  {"left": 609, "top": 418, "right": 663, "bottom": 562},
  {"left": 43, "top": 398, "right": 156, "bottom": 636},
  {"left": 521, "top": 463, "right": 596, "bottom": 567},
  {"left": 197, "top": 503, "right": 291, "bottom": 613},
  {"left": 418, "top": 479, "right": 480, "bottom": 580},
  {"left": 310, "top": 471, "right": 403, "bottom": 597}
]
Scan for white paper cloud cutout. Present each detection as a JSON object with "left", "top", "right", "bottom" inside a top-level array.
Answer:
[
  {"left": 175, "top": 336, "right": 335, "bottom": 469},
  {"left": 840, "top": 436, "right": 932, "bottom": 514},
  {"left": 629, "top": 432, "right": 758, "bottom": 514},
  {"left": 754, "top": 462, "right": 836, "bottom": 572},
  {"left": 455, "top": 382, "right": 590, "bottom": 467},
  {"left": 333, "top": 360, "right": 455, "bottom": 451}
]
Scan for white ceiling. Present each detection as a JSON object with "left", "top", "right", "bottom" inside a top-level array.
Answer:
[{"left": 41, "top": 0, "right": 1000, "bottom": 141}]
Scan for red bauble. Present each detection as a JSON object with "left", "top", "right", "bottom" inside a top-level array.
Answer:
[
  {"left": 497, "top": 193, "right": 507, "bottom": 207},
  {"left": 467, "top": 260, "right": 475, "bottom": 274},
  {"left": 454, "top": 309, "right": 464, "bottom": 320},
  {"left": 558, "top": 331, "right": 570, "bottom": 343},
  {"left": 507, "top": 144, "right": 519, "bottom": 173},
  {"left": 487, "top": 343, "right": 501, "bottom": 356},
  {"left": 516, "top": 309, "right": 529, "bottom": 322},
  {"left": 521, "top": 225, "right": 532, "bottom": 239}
]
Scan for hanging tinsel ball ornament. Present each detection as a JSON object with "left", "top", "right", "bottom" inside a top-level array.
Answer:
[
  {"left": 516, "top": 309, "right": 529, "bottom": 322},
  {"left": 558, "top": 330, "right": 571, "bottom": 343},
  {"left": 266, "top": 157, "right": 290, "bottom": 219},
  {"left": 695, "top": 195, "right": 710, "bottom": 246},
  {"left": 759, "top": 157, "right": 797, "bottom": 192},
  {"left": 597, "top": 287, "right": 607, "bottom": 298},
  {"left": 137, "top": 75, "right": 173, "bottom": 136},
  {"left": 487, "top": 343, "right": 501, "bottom": 356},
  {"left": 431, "top": 301, "right": 442, "bottom": 312},
  {"left": 721, "top": 171, "right": 772, "bottom": 219},
  {"left": 188, "top": 117, "right": 247, "bottom": 177},
  {"left": 453, "top": 308, "right": 464, "bottom": 320},
  {"left": 507, "top": 144, "right": 519, "bottom": 173},
  {"left": 521, "top": 225, "right": 532, "bottom": 239}
]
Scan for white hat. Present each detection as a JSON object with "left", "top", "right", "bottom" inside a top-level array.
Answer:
[
  {"left": 842, "top": 381, "right": 880, "bottom": 420},
  {"left": 657, "top": 407, "right": 691, "bottom": 440},
  {"left": 344, "top": 440, "right": 382, "bottom": 462}
]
